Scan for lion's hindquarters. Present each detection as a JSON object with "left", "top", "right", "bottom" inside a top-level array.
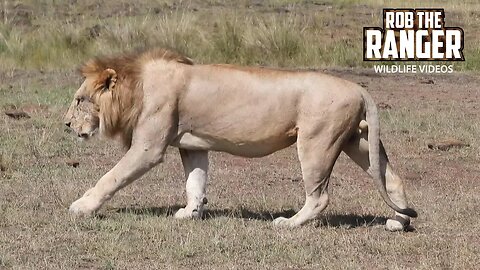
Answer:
[{"left": 275, "top": 109, "right": 360, "bottom": 226}]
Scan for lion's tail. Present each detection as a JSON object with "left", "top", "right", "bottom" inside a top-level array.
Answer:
[{"left": 361, "top": 88, "right": 418, "bottom": 218}]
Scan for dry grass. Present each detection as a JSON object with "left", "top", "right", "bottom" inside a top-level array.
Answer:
[
  {"left": 0, "top": 0, "right": 479, "bottom": 71},
  {"left": 1, "top": 0, "right": 480, "bottom": 269}
]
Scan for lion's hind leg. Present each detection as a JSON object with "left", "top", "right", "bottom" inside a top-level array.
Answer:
[
  {"left": 174, "top": 149, "right": 209, "bottom": 219},
  {"left": 273, "top": 130, "right": 346, "bottom": 227},
  {"left": 343, "top": 133, "right": 414, "bottom": 232}
]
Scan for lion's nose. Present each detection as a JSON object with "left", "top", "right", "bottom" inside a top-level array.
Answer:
[{"left": 65, "top": 121, "right": 71, "bottom": 128}]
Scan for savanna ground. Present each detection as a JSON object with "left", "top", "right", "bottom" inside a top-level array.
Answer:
[{"left": 0, "top": 0, "right": 479, "bottom": 269}]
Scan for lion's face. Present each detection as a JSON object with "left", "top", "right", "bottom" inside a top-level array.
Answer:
[{"left": 64, "top": 80, "right": 100, "bottom": 140}]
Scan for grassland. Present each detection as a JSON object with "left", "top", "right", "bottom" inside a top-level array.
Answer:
[
  {"left": 1, "top": 0, "right": 479, "bottom": 269},
  {"left": 1, "top": 0, "right": 480, "bottom": 71}
]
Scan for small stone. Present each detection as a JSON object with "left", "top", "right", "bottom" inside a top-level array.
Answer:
[{"left": 420, "top": 79, "right": 435, "bottom": 84}]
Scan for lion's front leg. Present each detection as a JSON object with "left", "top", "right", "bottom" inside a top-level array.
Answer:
[
  {"left": 69, "top": 144, "right": 166, "bottom": 216},
  {"left": 174, "top": 149, "right": 209, "bottom": 219},
  {"left": 70, "top": 115, "right": 175, "bottom": 216},
  {"left": 69, "top": 187, "right": 101, "bottom": 216}
]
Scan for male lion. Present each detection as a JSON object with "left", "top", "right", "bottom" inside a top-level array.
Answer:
[{"left": 64, "top": 48, "right": 417, "bottom": 231}]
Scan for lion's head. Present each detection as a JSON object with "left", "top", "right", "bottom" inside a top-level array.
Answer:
[
  {"left": 64, "top": 90, "right": 99, "bottom": 140},
  {"left": 64, "top": 48, "right": 193, "bottom": 148}
]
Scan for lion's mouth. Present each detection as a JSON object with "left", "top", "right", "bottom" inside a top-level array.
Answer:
[
  {"left": 77, "top": 128, "right": 98, "bottom": 141},
  {"left": 78, "top": 133, "right": 89, "bottom": 139}
]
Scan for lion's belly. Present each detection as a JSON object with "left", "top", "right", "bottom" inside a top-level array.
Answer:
[
  {"left": 171, "top": 133, "right": 215, "bottom": 150},
  {"left": 171, "top": 132, "right": 296, "bottom": 157}
]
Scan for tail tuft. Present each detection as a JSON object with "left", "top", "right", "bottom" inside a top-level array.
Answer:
[{"left": 401, "top": 208, "right": 418, "bottom": 218}]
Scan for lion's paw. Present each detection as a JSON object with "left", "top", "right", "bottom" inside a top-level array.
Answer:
[
  {"left": 385, "top": 218, "right": 406, "bottom": 232},
  {"left": 69, "top": 197, "right": 99, "bottom": 217},
  {"left": 174, "top": 207, "right": 202, "bottom": 219},
  {"left": 273, "top": 217, "right": 294, "bottom": 227}
]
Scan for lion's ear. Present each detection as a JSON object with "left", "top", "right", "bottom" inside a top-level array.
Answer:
[{"left": 98, "top": 68, "right": 117, "bottom": 91}]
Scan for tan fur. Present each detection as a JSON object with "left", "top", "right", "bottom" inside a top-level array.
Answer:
[
  {"left": 64, "top": 97, "right": 99, "bottom": 138},
  {"left": 65, "top": 48, "right": 416, "bottom": 231},
  {"left": 72, "top": 48, "right": 193, "bottom": 147}
]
